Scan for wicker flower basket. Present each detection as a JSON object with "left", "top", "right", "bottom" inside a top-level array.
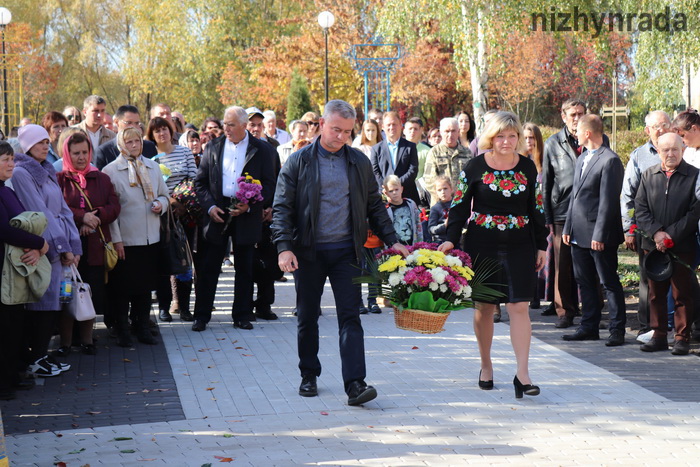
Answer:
[{"left": 392, "top": 306, "right": 451, "bottom": 334}]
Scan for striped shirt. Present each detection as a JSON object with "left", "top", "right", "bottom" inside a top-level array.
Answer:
[{"left": 155, "top": 145, "right": 197, "bottom": 194}]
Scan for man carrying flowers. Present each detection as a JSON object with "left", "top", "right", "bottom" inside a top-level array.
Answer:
[
  {"left": 634, "top": 133, "right": 700, "bottom": 355},
  {"left": 272, "top": 100, "right": 408, "bottom": 406}
]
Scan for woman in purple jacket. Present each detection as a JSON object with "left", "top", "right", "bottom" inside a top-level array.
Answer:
[
  {"left": 11, "top": 125, "right": 82, "bottom": 378},
  {"left": 0, "top": 142, "right": 49, "bottom": 399}
]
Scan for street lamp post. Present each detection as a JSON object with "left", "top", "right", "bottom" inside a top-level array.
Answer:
[
  {"left": 0, "top": 7, "right": 11, "bottom": 137},
  {"left": 317, "top": 11, "right": 335, "bottom": 105}
]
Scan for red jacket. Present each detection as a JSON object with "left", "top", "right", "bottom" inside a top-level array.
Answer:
[{"left": 57, "top": 171, "right": 121, "bottom": 266}]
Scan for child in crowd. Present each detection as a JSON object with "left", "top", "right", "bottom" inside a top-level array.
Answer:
[
  {"left": 428, "top": 175, "right": 453, "bottom": 243},
  {"left": 360, "top": 228, "right": 384, "bottom": 314},
  {"left": 383, "top": 175, "right": 422, "bottom": 245}
]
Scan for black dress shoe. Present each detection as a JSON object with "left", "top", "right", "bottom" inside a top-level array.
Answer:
[
  {"left": 562, "top": 329, "right": 600, "bottom": 341},
  {"left": 136, "top": 329, "right": 158, "bottom": 345},
  {"left": 555, "top": 316, "right": 573, "bottom": 328},
  {"left": 180, "top": 309, "right": 195, "bottom": 322},
  {"left": 299, "top": 375, "right": 318, "bottom": 397},
  {"left": 359, "top": 306, "right": 369, "bottom": 315},
  {"left": 671, "top": 339, "right": 690, "bottom": 355},
  {"left": 159, "top": 309, "right": 173, "bottom": 322},
  {"left": 255, "top": 309, "right": 279, "bottom": 320},
  {"left": 540, "top": 304, "right": 557, "bottom": 316},
  {"left": 191, "top": 320, "right": 206, "bottom": 332},
  {"left": 478, "top": 370, "right": 494, "bottom": 390},
  {"left": 234, "top": 321, "right": 254, "bottom": 330},
  {"left": 605, "top": 331, "right": 625, "bottom": 347},
  {"left": 513, "top": 375, "right": 540, "bottom": 399},
  {"left": 640, "top": 336, "right": 669, "bottom": 352},
  {"left": 369, "top": 304, "right": 382, "bottom": 314},
  {"left": 347, "top": 380, "right": 377, "bottom": 406}
]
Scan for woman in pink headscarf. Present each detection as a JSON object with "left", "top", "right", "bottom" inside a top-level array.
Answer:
[{"left": 56, "top": 130, "right": 120, "bottom": 356}]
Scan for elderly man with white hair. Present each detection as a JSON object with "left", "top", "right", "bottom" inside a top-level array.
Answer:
[
  {"left": 263, "top": 110, "right": 291, "bottom": 145},
  {"left": 423, "top": 117, "right": 473, "bottom": 204},
  {"left": 191, "top": 105, "right": 276, "bottom": 333},
  {"left": 621, "top": 110, "right": 672, "bottom": 338}
]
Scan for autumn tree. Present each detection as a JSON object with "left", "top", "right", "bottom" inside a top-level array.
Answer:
[{"left": 286, "top": 69, "right": 312, "bottom": 121}]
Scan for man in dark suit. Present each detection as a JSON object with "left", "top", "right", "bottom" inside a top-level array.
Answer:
[
  {"left": 191, "top": 106, "right": 276, "bottom": 332},
  {"left": 562, "top": 115, "right": 626, "bottom": 346},
  {"left": 371, "top": 111, "right": 419, "bottom": 204},
  {"left": 94, "top": 105, "right": 158, "bottom": 170}
]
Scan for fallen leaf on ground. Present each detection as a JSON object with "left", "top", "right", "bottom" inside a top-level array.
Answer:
[
  {"left": 191, "top": 359, "right": 198, "bottom": 361},
  {"left": 152, "top": 388, "right": 170, "bottom": 392},
  {"left": 320, "top": 411, "right": 329, "bottom": 415},
  {"left": 214, "top": 456, "right": 234, "bottom": 462},
  {"left": 56, "top": 433, "right": 63, "bottom": 437},
  {"left": 206, "top": 387, "right": 215, "bottom": 391},
  {"left": 411, "top": 346, "right": 419, "bottom": 349},
  {"left": 222, "top": 433, "right": 233, "bottom": 438},
  {"left": 40, "top": 429, "right": 50, "bottom": 433},
  {"left": 234, "top": 347, "right": 245, "bottom": 350},
  {"left": 120, "top": 449, "right": 136, "bottom": 453},
  {"left": 388, "top": 361, "right": 396, "bottom": 364},
  {"left": 54, "top": 462, "right": 67, "bottom": 467},
  {"left": 217, "top": 338, "right": 225, "bottom": 340},
  {"left": 111, "top": 437, "right": 133, "bottom": 441},
  {"left": 31, "top": 402, "right": 41, "bottom": 406},
  {"left": 241, "top": 354, "right": 253, "bottom": 357},
  {"left": 142, "top": 389, "right": 150, "bottom": 393},
  {"left": 201, "top": 464, "right": 213, "bottom": 467},
  {"left": 123, "top": 358, "right": 132, "bottom": 362},
  {"left": 125, "top": 392, "right": 137, "bottom": 395},
  {"left": 198, "top": 348, "right": 210, "bottom": 352},
  {"left": 68, "top": 448, "right": 86, "bottom": 454},
  {"left": 71, "top": 423, "right": 79, "bottom": 428}
]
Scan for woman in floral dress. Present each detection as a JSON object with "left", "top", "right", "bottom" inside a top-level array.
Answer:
[{"left": 438, "top": 111, "right": 548, "bottom": 398}]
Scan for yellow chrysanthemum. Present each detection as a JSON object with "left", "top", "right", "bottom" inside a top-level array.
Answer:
[
  {"left": 413, "top": 249, "right": 446, "bottom": 268},
  {"left": 378, "top": 255, "right": 406, "bottom": 272},
  {"left": 454, "top": 265, "right": 475, "bottom": 280}
]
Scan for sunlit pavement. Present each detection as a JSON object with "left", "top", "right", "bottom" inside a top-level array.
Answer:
[{"left": 5, "top": 271, "right": 700, "bottom": 466}]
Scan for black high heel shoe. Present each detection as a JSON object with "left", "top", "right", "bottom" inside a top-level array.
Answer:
[
  {"left": 513, "top": 375, "right": 540, "bottom": 399},
  {"left": 478, "top": 370, "right": 494, "bottom": 390}
]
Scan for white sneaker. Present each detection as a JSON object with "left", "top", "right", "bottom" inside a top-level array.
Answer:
[
  {"left": 636, "top": 330, "right": 654, "bottom": 344},
  {"left": 27, "top": 357, "right": 61, "bottom": 377},
  {"left": 45, "top": 355, "right": 71, "bottom": 373}
]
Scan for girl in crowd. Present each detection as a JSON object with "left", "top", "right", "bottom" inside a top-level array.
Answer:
[
  {"left": 42, "top": 111, "right": 69, "bottom": 164},
  {"left": 12, "top": 125, "right": 82, "bottom": 377},
  {"left": 455, "top": 110, "right": 476, "bottom": 147},
  {"left": 438, "top": 111, "right": 547, "bottom": 399},
  {"left": 179, "top": 128, "right": 203, "bottom": 167},
  {"left": 103, "top": 128, "right": 169, "bottom": 346},
  {"left": 146, "top": 117, "right": 197, "bottom": 323},
  {"left": 352, "top": 119, "right": 381, "bottom": 157},
  {"left": 57, "top": 132, "right": 120, "bottom": 355},
  {"left": 63, "top": 106, "right": 82, "bottom": 125},
  {"left": 0, "top": 142, "right": 49, "bottom": 399}
]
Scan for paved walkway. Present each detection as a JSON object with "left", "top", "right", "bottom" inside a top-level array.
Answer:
[{"left": 4, "top": 269, "right": 700, "bottom": 466}]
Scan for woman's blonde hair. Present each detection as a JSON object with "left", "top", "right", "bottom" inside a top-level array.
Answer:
[{"left": 478, "top": 111, "right": 526, "bottom": 154}]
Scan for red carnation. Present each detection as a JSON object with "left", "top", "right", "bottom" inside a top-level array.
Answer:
[
  {"left": 629, "top": 224, "right": 637, "bottom": 234},
  {"left": 500, "top": 179, "right": 515, "bottom": 190},
  {"left": 483, "top": 173, "right": 496, "bottom": 184},
  {"left": 664, "top": 238, "right": 675, "bottom": 248}
]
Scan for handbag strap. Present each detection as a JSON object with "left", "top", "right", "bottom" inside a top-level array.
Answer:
[
  {"left": 70, "top": 263, "right": 84, "bottom": 285},
  {"left": 70, "top": 179, "right": 109, "bottom": 245}
]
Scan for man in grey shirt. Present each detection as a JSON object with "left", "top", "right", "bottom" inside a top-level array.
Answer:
[
  {"left": 621, "top": 110, "right": 671, "bottom": 336},
  {"left": 272, "top": 100, "right": 408, "bottom": 406}
]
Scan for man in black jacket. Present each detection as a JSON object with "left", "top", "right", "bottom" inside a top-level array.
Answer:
[
  {"left": 191, "top": 106, "right": 276, "bottom": 332},
  {"left": 272, "top": 100, "right": 408, "bottom": 406},
  {"left": 635, "top": 133, "right": 700, "bottom": 355}
]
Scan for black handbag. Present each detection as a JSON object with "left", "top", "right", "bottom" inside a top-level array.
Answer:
[{"left": 161, "top": 207, "right": 192, "bottom": 275}]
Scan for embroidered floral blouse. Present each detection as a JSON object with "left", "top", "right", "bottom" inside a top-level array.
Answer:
[{"left": 445, "top": 154, "right": 548, "bottom": 251}]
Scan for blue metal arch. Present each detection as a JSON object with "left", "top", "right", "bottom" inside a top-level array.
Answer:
[{"left": 349, "top": 39, "right": 403, "bottom": 117}]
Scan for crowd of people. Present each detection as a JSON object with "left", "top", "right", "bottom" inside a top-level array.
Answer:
[{"left": 1, "top": 93, "right": 699, "bottom": 405}]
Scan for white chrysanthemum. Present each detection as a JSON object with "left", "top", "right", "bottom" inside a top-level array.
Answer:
[
  {"left": 463, "top": 285, "right": 472, "bottom": 298},
  {"left": 398, "top": 266, "right": 408, "bottom": 274},
  {"left": 439, "top": 284, "right": 448, "bottom": 293},
  {"left": 444, "top": 256, "right": 461, "bottom": 267},
  {"left": 429, "top": 282, "right": 439, "bottom": 291},
  {"left": 430, "top": 269, "right": 446, "bottom": 284},
  {"left": 388, "top": 273, "right": 402, "bottom": 286}
]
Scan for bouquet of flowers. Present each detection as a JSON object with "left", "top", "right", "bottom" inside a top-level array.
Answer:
[
  {"left": 358, "top": 242, "right": 502, "bottom": 333},
  {"left": 229, "top": 173, "right": 263, "bottom": 208}
]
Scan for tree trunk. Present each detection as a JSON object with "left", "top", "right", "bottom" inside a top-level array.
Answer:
[{"left": 462, "top": 5, "right": 488, "bottom": 133}]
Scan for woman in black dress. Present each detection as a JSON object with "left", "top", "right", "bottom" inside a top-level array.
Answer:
[{"left": 438, "top": 111, "right": 548, "bottom": 398}]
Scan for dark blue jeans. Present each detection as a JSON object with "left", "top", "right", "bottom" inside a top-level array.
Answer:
[
  {"left": 571, "top": 244, "right": 626, "bottom": 333},
  {"left": 295, "top": 247, "right": 365, "bottom": 392}
]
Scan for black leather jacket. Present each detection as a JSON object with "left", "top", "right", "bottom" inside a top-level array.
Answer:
[
  {"left": 635, "top": 160, "right": 700, "bottom": 253},
  {"left": 272, "top": 139, "right": 398, "bottom": 262}
]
